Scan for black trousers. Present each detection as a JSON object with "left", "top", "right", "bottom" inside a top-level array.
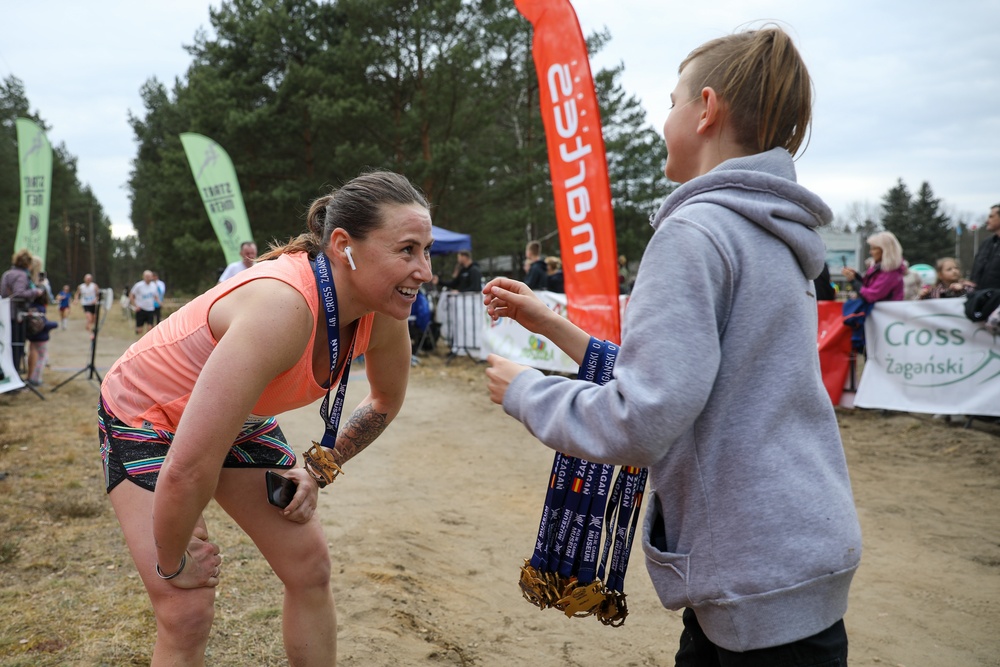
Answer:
[{"left": 675, "top": 608, "right": 848, "bottom": 667}]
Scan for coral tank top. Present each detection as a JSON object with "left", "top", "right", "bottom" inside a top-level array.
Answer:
[{"left": 101, "top": 252, "right": 373, "bottom": 430}]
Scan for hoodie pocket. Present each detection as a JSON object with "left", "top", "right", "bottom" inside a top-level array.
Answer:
[{"left": 640, "top": 490, "right": 692, "bottom": 609}]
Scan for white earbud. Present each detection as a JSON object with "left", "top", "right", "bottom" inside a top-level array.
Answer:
[{"left": 345, "top": 246, "right": 357, "bottom": 271}]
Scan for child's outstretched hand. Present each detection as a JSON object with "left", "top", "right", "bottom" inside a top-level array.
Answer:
[
  {"left": 485, "top": 354, "right": 531, "bottom": 405},
  {"left": 482, "top": 276, "right": 593, "bottom": 367},
  {"left": 482, "top": 277, "right": 554, "bottom": 334}
]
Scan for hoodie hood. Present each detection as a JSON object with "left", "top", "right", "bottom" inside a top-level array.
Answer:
[{"left": 651, "top": 148, "right": 832, "bottom": 279}]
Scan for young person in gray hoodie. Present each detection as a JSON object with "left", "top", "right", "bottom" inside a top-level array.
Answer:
[{"left": 483, "top": 25, "right": 861, "bottom": 666}]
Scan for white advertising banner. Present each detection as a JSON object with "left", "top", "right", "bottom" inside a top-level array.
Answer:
[
  {"left": 480, "top": 292, "right": 580, "bottom": 375},
  {"left": 479, "top": 291, "right": 579, "bottom": 373},
  {"left": 0, "top": 298, "right": 27, "bottom": 394},
  {"left": 855, "top": 299, "right": 1000, "bottom": 416},
  {"left": 478, "top": 292, "right": 631, "bottom": 374}
]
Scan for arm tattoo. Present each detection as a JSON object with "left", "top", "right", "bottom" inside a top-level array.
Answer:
[{"left": 334, "top": 403, "right": 388, "bottom": 465}]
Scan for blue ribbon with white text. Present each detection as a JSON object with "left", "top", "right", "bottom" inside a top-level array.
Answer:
[
  {"left": 518, "top": 337, "right": 647, "bottom": 625},
  {"left": 312, "top": 252, "right": 356, "bottom": 449}
]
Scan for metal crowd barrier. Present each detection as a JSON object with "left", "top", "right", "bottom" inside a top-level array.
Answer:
[{"left": 437, "top": 291, "right": 484, "bottom": 361}]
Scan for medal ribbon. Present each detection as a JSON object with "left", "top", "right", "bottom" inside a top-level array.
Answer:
[
  {"left": 312, "top": 252, "right": 356, "bottom": 449},
  {"left": 527, "top": 338, "right": 647, "bottom": 591},
  {"left": 529, "top": 452, "right": 572, "bottom": 572},
  {"left": 574, "top": 462, "right": 614, "bottom": 584},
  {"left": 552, "top": 456, "right": 592, "bottom": 576},
  {"left": 602, "top": 465, "right": 647, "bottom": 592}
]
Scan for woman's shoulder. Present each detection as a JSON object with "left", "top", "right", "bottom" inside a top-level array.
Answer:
[
  {"left": 219, "top": 253, "right": 314, "bottom": 298},
  {"left": 878, "top": 267, "right": 905, "bottom": 282},
  {"left": 223, "top": 271, "right": 311, "bottom": 309},
  {"left": 209, "top": 277, "right": 314, "bottom": 360},
  {"left": 206, "top": 256, "right": 315, "bottom": 329}
]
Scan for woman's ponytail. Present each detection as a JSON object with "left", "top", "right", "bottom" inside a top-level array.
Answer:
[{"left": 258, "top": 194, "right": 332, "bottom": 261}]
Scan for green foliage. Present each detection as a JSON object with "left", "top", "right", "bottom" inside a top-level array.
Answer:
[
  {"left": 5, "top": 3, "right": 677, "bottom": 292},
  {"left": 0, "top": 75, "right": 114, "bottom": 293},
  {"left": 3, "top": 5, "right": 978, "bottom": 296},
  {"left": 123, "top": 0, "right": 679, "bottom": 290},
  {"left": 880, "top": 178, "right": 954, "bottom": 266},
  {"left": 595, "top": 62, "right": 673, "bottom": 264},
  {"left": 880, "top": 179, "right": 912, "bottom": 238},
  {"left": 906, "top": 183, "right": 954, "bottom": 266},
  {"left": 0, "top": 77, "right": 28, "bottom": 251}
]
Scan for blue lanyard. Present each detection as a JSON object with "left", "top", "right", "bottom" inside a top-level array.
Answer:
[
  {"left": 530, "top": 452, "right": 573, "bottom": 573},
  {"left": 522, "top": 337, "right": 648, "bottom": 624},
  {"left": 600, "top": 465, "right": 647, "bottom": 592},
  {"left": 574, "top": 340, "right": 646, "bottom": 594},
  {"left": 551, "top": 456, "right": 592, "bottom": 574},
  {"left": 312, "top": 252, "right": 356, "bottom": 449},
  {"left": 571, "top": 462, "right": 614, "bottom": 584}
]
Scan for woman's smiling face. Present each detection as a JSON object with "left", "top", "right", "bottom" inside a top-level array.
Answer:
[{"left": 351, "top": 203, "right": 434, "bottom": 321}]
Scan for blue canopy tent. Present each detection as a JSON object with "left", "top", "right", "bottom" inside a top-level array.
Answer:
[{"left": 431, "top": 225, "right": 472, "bottom": 256}]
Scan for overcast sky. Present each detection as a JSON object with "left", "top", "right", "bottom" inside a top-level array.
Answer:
[{"left": 2, "top": 0, "right": 998, "bottom": 239}]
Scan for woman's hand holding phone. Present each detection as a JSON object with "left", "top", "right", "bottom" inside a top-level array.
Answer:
[{"left": 266, "top": 468, "right": 318, "bottom": 524}]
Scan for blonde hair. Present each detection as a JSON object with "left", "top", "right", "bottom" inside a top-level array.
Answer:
[
  {"left": 866, "top": 231, "right": 903, "bottom": 272},
  {"left": 680, "top": 25, "right": 812, "bottom": 156},
  {"left": 29, "top": 256, "right": 43, "bottom": 284},
  {"left": 261, "top": 171, "right": 429, "bottom": 260}
]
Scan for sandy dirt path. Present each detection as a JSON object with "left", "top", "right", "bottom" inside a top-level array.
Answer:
[{"left": 33, "top": 314, "right": 1000, "bottom": 666}]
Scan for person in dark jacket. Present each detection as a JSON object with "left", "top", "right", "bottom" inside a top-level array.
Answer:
[
  {"left": 544, "top": 256, "right": 564, "bottom": 293},
  {"left": 813, "top": 262, "right": 836, "bottom": 300},
  {"left": 523, "top": 240, "right": 548, "bottom": 290},
  {"left": 437, "top": 251, "right": 482, "bottom": 292},
  {"left": 970, "top": 203, "right": 1000, "bottom": 289}
]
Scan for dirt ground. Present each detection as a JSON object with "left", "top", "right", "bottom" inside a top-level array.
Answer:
[{"left": 2, "top": 310, "right": 999, "bottom": 666}]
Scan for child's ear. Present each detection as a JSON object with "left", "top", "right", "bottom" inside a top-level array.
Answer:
[{"left": 697, "top": 87, "right": 720, "bottom": 134}]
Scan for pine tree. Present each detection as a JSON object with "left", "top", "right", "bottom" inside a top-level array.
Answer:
[
  {"left": 594, "top": 61, "right": 672, "bottom": 265},
  {"left": 1, "top": 75, "right": 113, "bottom": 291},
  {"left": 879, "top": 179, "right": 953, "bottom": 266},
  {"left": 880, "top": 178, "right": 911, "bottom": 243},
  {"left": 905, "top": 182, "right": 953, "bottom": 265}
]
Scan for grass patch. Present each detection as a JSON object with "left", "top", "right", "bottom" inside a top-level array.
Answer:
[
  {"left": 0, "top": 310, "right": 295, "bottom": 665},
  {"left": 0, "top": 539, "right": 20, "bottom": 565},
  {"left": 41, "top": 495, "right": 105, "bottom": 520},
  {"left": 245, "top": 607, "right": 283, "bottom": 622}
]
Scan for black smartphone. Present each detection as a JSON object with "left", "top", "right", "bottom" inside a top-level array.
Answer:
[{"left": 265, "top": 470, "right": 297, "bottom": 509}]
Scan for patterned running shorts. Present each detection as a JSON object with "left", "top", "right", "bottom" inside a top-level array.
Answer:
[{"left": 98, "top": 395, "right": 296, "bottom": 493}]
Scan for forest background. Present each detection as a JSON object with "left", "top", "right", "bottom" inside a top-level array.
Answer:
[{"left": 0, "top": 0, "right": 976, "bottom": 296}]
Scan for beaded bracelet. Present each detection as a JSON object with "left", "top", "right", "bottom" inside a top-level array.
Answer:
[{"left": 155, "top": 552, "right": 188, "bottom": 580}]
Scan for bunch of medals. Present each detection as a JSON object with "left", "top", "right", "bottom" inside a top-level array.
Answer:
[{"left": 518, "top": 339, "right": 648, "bottom": 626}]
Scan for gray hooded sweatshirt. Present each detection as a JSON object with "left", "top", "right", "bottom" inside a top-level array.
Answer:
[{"left": 503, "top": 148, "right": 862, "bottom": 652}]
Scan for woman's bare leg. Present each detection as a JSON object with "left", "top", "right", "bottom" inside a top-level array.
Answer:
[
  {"left": 215, "top": 469, "right": 336, "bottom": 666},
  {"left": 109, "top": 480, "right": 217, "bottom": 666}
]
